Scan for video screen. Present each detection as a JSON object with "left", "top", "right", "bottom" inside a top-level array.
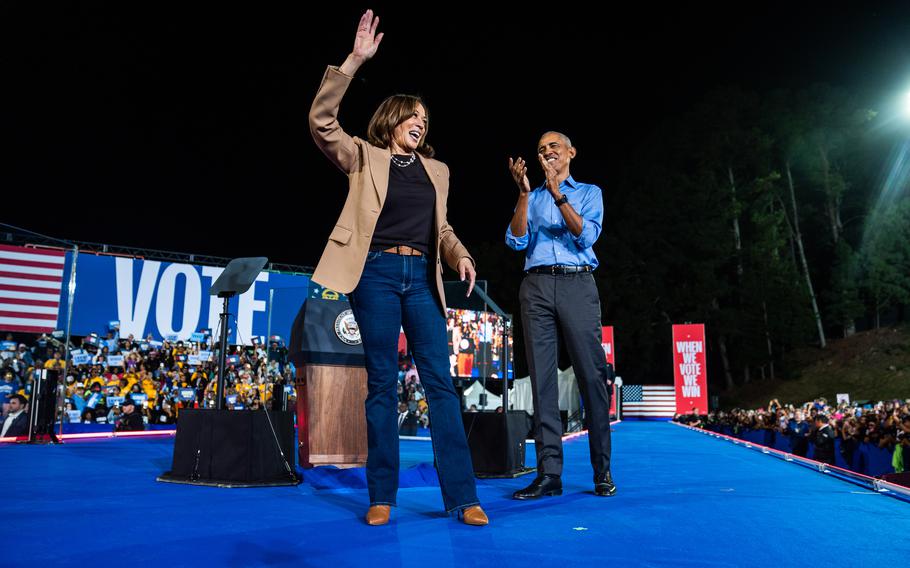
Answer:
[{"left": 446, "top": 309, "right": 513, "bottom": 379}]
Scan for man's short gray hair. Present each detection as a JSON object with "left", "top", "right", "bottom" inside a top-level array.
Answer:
[{"left": 540, "top": 131, "right": 573, "bottom": 148}]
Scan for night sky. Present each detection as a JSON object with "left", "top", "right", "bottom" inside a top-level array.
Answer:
[{"left": 6, "top": 3, "right": 910, "bottom": 270}]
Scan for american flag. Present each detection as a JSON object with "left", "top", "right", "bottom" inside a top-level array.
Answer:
[
  {"left": 0, "top": 245, "right": 66, "bottom": 333},
  {"left": 622, "top": 384, "right": 676, "bottom": 418}
]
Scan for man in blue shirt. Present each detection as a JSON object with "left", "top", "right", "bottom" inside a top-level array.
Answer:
[
  {"left": 785, "top": 410, "right": 810, "bottom": 457},
  {"left": 506, "top": 131, "right": 615, "bottom": 499},
  {"left": 105, "top": 331, "right": 120, "bottom": 354}
]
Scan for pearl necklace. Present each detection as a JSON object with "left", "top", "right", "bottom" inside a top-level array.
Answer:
[{"left": 391, "top": 153, "right": 417, "bottom": 168}]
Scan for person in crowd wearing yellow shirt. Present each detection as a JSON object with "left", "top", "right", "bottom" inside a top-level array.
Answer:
[{"left": 44, "top": 351, "right": 65, "bottom": 372}]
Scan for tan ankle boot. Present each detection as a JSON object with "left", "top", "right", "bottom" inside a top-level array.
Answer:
[
  {"left": 459, "top": 505, "right": 489, "bottom": 526},
  {"left": 365, "top": 505, "right": 391, "bottom": 526}
]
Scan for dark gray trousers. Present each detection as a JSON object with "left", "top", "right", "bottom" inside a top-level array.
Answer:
[{"left": 519, "top": 272, "right": 612, "bottom": 478}]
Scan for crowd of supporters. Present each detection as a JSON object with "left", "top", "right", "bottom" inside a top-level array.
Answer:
[
  {"left": 0, "top": 329, "right": 442, "bottom": 436},
  {"left": 0, "top": 329, "right": 296, "bottom": 433},
  {"left": 674, "top": 397, "right": 910, "bottom": 472}
]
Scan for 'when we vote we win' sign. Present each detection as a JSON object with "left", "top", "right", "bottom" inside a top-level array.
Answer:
[{"left": 672, "top": 324, "right": 708, "bottom": 414}]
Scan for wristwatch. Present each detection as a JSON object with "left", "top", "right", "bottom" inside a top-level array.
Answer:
[{"left": 554, "top": 194, "right": 569, "bottom": 207}]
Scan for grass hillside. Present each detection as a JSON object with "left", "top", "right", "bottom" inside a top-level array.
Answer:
[{"left": 720, "top": 326, "right": 910, "bottom": 409}]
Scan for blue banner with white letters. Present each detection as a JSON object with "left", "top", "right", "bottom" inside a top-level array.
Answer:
[{"left": 57, "top": 252, "right": 311, "bottom": 345}]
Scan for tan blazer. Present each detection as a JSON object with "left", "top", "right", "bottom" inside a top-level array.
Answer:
[{"left": 308, "top": 66, "right": 473, "bottom": 313}]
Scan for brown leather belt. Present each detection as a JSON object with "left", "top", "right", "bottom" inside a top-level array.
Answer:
[{"left": 382, "top": 245, "right": 424, "bottom": 256}]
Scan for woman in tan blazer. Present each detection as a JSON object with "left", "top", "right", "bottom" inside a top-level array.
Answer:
[{"left": 308, "top": 10, "right": 487, "bottom": 527}]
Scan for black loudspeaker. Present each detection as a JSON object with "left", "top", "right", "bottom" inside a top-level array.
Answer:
[
  {"left": 462, "top": 411, "right": 533, "bottom": 477},
  {"left": 158, "top": 409, "right": 299, "bottom": 487}
]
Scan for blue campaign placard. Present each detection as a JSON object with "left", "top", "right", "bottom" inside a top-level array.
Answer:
[
  {"left": 73, "top": 354, "right": 92, "bottom": 366},
  {"left": 86, "top": 393, "right": 102, "bottom": 408}
]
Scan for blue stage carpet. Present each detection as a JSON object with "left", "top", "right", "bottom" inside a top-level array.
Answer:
[{"left": 2, "top": 422, "right": 908, "bottom": 567}]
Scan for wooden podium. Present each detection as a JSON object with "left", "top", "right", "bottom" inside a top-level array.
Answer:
[
  {"left": 289, "top": 290, "right": 369, "bottom": 468},
  {"left": 296, "top": 364, "right": 367, "bottom": 468}
]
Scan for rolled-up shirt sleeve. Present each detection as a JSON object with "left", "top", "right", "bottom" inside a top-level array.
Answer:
[
  {"left": 505, "top": 224, "right": 529, "bottom": 251},
  {"left": 571, "top": 186, "right": 603, "bottom": 251}
]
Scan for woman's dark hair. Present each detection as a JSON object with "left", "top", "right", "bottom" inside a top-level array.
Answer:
[{"left": 367, "top": 95, "right": 434, "bottom": 158}]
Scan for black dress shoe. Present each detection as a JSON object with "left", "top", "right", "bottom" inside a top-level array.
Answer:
[
  {"left": 513, "top": 474, "right": 562, "bottom": 500},
  {"left": 594, "top": 471, "right": 616, "bottom": 497}
]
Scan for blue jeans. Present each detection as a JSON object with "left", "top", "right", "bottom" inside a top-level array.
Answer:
[{"left": 349, "top": 251, "right": 479, "bottom": 512}]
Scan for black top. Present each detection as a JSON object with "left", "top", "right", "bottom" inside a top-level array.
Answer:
[
  {"left": 370, "top": 155, "right": 436, "bottom": 254},
  {"left": 115, "top": 410, "right": 145, "bottom": 432}
]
